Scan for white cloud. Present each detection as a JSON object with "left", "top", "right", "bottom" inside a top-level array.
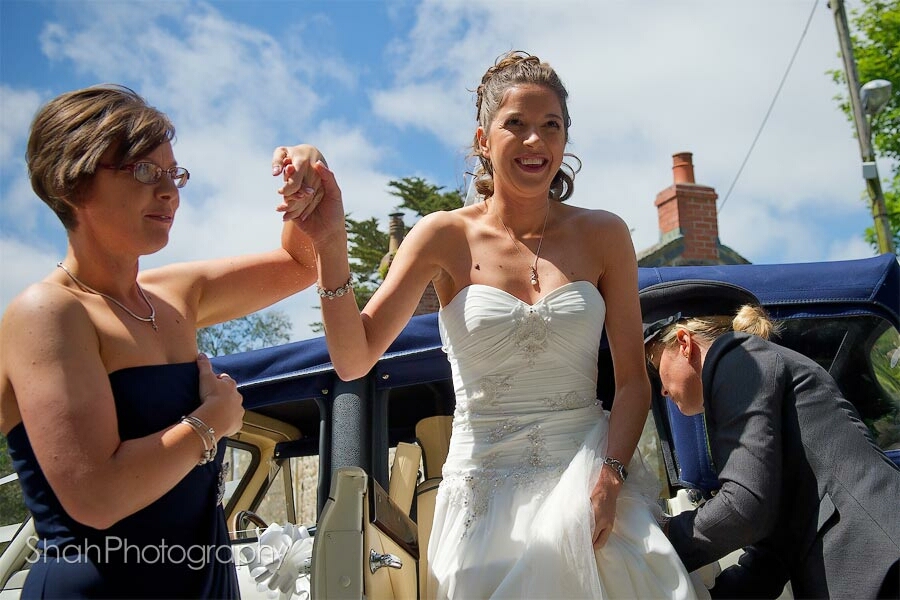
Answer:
[
  {"left": 371, "top": 81, "right": 472, "bottom": 149},
  {"left": 0, "top": 86, "right": 42, "bottom": 165}
]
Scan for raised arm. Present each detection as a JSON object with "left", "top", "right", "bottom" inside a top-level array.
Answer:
[
  {"left": 140, "top": 146, "right": 325, "bottom": 328},
  {"left": 275, "top": 151, "right": 446, "bottom": 380}
]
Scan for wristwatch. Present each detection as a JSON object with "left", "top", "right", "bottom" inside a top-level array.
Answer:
[{"left": 603, "top": 456, "right": 628, "bottom": 483}]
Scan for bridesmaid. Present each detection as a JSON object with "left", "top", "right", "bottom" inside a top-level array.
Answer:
[{"left": 0, "top": 84, "right": 322, "bottom": 598}]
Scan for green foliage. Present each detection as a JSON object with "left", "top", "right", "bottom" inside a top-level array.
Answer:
[
  {"left": 387, "top": 177, "right": 465, "bottom": 216},
  {"left": 347, "top": 216, "right": 391, "bottom": 285},
  {"left": 830, "top": 0, "right": 900, "bottom": 252},
  {"left": 868, "top": 325, "right": 900, "bottom": 448},
  {"left": 197, "top": 310, "right": 293, "bottom": 356},
  {"left": 347, "top": 215, "right": 390, "bottom": 308},
  {"left": 0, "top": 436, "right": 29, "bottom": 530},
  {"left": 864, "top": 172, "right": 900, "bottom": 250},
  {"left": 850, "top": 0, "right": 900, "bottom": 162}
]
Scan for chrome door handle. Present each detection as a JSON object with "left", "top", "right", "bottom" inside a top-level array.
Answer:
[{"left": 369, "top": 549, "right": 402, "bottom": 573}]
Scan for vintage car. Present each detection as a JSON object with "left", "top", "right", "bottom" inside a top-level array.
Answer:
[{"left": 1, "top": 253, "right": 897, "bottom": 598}]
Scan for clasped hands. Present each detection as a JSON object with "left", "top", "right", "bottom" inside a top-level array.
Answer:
[{"left": 271, "top": 144, "right": 336, "bottom": 222}]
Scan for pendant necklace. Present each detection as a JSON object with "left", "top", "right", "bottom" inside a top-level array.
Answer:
[
  {"left": 495, "top": 201, "right": 551, "bottom": 286},
  {"left": 57, "top": 262, "right": 158, "bottom": 331}
]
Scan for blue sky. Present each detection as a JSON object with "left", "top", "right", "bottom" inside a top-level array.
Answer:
[{"left": 0, "top": 0, "right": 893, "bottom": 341}]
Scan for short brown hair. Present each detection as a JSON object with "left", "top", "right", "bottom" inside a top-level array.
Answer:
[{"left": 26, "top": 84, "right": 175, "bottom": 230}]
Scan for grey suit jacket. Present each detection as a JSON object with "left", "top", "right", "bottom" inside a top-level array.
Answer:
[{"left": 667, "top": 332, "right": 900, "bottom": 599}]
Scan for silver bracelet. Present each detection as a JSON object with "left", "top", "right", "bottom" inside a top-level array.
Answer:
[
  {"left": 316, "top": 277, "right": 353, "bottom": 300},
  {"left": 181, "top": 415, "right": 217, "bottom": 465},
  {"left": 603, "top": 456, "right": 628, "bottom": 483}
]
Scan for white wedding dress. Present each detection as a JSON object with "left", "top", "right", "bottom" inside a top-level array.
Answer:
[{"left": 428, "top": 281, "right": 701, "bottom": 599}]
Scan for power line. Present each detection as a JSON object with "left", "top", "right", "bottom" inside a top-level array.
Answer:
[{"left": 719, "top": 0, "right": 820, "bottom": 212}]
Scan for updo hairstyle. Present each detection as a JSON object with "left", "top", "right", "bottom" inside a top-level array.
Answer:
[
  {"left": 472, "top": 51, "right": 580, "bottom": 202},
  {"left": 655, "top": 304, "right": 781, "bottom": 350}
]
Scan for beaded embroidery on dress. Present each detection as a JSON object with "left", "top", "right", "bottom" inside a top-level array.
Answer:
[{"left": 429, "top": 281, "right": 701, "bottom": 599}]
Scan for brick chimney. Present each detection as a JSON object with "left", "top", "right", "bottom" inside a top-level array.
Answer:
[
  {"left": 378, "top": 213, "right": 406, "bottom": 275},
  {"left": 654, "top": 152, "right": 720, "bottom": 263},
  {"left": 387, "top": 212, "right": 404, "bottom": 253}
]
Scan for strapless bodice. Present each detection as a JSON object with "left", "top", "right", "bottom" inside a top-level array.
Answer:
[{"left": 438, "top": 281, "right": 606, "bottom": 417}]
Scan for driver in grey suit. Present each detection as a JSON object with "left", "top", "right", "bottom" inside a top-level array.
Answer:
[{"left": 640, "top": 280, "right": 900, "bottom": 599}]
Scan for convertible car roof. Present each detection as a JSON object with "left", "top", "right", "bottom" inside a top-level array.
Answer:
[
  {"left": 212, "top": 253, "right": 899, "bottom": 407},
  {"left": 638, "top": 253, "right": 899, "bottom": 327}
]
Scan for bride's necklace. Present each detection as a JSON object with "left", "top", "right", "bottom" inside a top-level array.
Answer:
[
  {"left": 57, "top": 262, "right": 158, "bottom": 331},
  {"left": 494, "top": 202, "right": 551, "bottom": 287}
]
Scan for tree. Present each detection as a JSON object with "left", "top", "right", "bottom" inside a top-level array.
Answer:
[
  {"left": 346, "top": 215, "right": 390, "bottom": 308},
  {"left": 197, "top": 310, "right": 293, "bottom": 356},
  {"left": 387, "top": 176, "right": 466, "bottom": 216},
  {"left": 354, "top": 176, "right": 464, "bottom": 293},
  {"left": 831, "top": 0, "right": 900, "bottom": 252}
]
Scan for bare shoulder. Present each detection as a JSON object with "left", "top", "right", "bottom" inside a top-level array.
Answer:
[
  {"left": 560, "top": 205, "right": 631, "bottom": 244},
  {"left": 555, "top": 206, "right": 636, "bottom": 289},
  {"left": 564, "top": 205, "right": 628, "bottom": 228},
  {"left": 409, "top": 207, "right": 471, "bottom": 232},
  {"left": 1, "top": 281, "right": 97, "bottom": 358},
  {"left": 401, "top": 207, "right": 473, "bottom": 250},
  {"left": 3, "top": 281, "right": 83, "bottom": 325}
]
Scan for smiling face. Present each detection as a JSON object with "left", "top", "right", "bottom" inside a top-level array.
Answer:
[
  {"left": 648, "top": 330, "right": 706, "bottom": 416},
  {"left": 477, "top": 84, "right": 566, "bottom": 200},
  {"left": 77, "top": 142, "right": 181, "bottom": 257}
]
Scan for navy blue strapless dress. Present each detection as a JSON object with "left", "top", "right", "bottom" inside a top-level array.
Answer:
[{"left": 6, "top": 362, "right": 239, "bottom": 599}]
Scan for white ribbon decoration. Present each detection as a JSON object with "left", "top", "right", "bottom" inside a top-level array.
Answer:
[{"left": 240, "top": 522, "right": 314, "bottom": 600}]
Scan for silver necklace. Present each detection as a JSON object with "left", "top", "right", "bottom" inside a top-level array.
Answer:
[
  {"left": 495, "top": 202, "right": 551, "bottom": 286},
  {"left": 57, "top": 262, "right": 158, "bottom": 331}
]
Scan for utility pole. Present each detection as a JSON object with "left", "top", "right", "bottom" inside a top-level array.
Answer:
[{"left": 830, "top": 0, "right": 896, "bottom": 254}]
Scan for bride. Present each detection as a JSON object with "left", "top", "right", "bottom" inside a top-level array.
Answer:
[{"left": 275, "top": 51, "right": 700, "bottom": 599}]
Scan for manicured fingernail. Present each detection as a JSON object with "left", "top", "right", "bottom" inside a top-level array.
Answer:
[
  {"left": 304, "top": 186, "right": 315, "bottom": 195},
  {"left": 273, "top": 166, "right": 281, "bottom": 175}
]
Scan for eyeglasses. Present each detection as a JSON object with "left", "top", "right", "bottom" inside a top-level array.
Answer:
[{"left": 99, "top": 161, "right": 190, "bottom": 189}]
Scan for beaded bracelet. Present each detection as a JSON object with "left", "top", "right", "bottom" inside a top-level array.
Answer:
[
  {"left": 316, "top": 278, "right": 353, "bottom": 300},
  {"left": 181, "top": 415, "right": 217, "bottom": 465}
]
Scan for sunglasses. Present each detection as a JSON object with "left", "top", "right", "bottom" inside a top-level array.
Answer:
[{"left": 99, "top": 161, "right": 190, "bottom": 189}]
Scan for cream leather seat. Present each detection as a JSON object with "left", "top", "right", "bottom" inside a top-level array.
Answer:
[{"left": 413, "top": 416, "right": 452, "bottom": 599}]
